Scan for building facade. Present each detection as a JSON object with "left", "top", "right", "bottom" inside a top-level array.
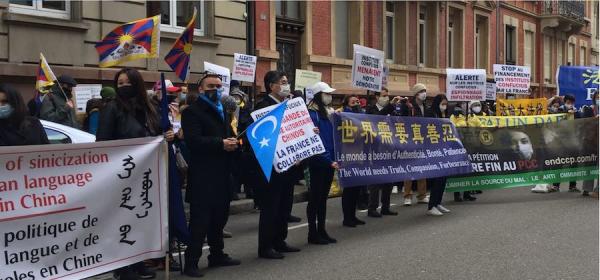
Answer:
[
  {"left": 0, "top": 0, "right": 248, "bottom": 100},
  {"left": 253, "top": 0, "right": 598, "bottom": 99}
]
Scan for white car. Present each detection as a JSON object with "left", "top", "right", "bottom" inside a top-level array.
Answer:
[{"left": 40, "top": 120, "right": 96, "bottom": 144}]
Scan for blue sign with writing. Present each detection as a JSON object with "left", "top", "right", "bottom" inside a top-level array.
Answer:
[{"left": 557, "top": 66, "right": 599, "bottom": 109}]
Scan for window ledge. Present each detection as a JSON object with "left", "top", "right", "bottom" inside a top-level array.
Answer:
[
  {"left": 3, "top": 12, "right": 89, "bottom": 31},
  {"left": 160, "top": 30, "right": 220, "bottom": 46},
  {"left": 0, "top": 2, "right": 8, "bottom": 9}
]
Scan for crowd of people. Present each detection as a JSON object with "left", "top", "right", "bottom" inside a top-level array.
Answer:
[{"left": 0, "top": 68, "right": 598, "bottom": 279}]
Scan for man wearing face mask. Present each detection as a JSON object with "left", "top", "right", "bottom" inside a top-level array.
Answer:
[
  {"left": 39, "top": 74, "right": 79, "bottom": 129},
  {"left": 181, "top": 73, "right": 241, "bottom": 277}
]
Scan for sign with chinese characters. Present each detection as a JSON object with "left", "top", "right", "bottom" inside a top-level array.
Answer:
[
  {"left": 232, "top": 53, "right": 257, "bottom": 82},
  {"left": 251, "top": 97, "right": 325, "bottom": 173},
  {"left": 496, "top": 98, "right": 548, "bottom": 116},
  {"left": 332, "top": 112, "right": 473, "bottom": 188},
  {"left": 351, "top": 44, "right": 385, "bottom": 92},
  {"left": 493, "top": 64, "right": 531, "bottom": 95},
  {"left": 557, "top": 65, "right": 599, "bottom": 109},
  {"left": 0, "top": 137, "right": 168, "bottom": 280},
  {"left": 73, "top": 84, "right": 102, "bottom": 113},
  {"left": 446, "top": 68, "right": 487, "bottom": 101},
  {"left": 204, "top": 62, "right": 231, "bottom": 96}
]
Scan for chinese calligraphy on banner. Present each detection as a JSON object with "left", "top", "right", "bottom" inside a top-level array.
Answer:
[
  {"left": 0, "top": 137, "right": 168, "bottom": 280},
  {"left": 332, "top": 112, "right": 473, "bottom": 188},
  {"left": 496, "top": 98, "right": 548, "bottom": 116}
]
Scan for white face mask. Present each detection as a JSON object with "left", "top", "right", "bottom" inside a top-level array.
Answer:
[
  {"left": 322, "top": 94, "right": 332, "bottom": 105},
  {"left": 596, "top": 100, "right": 600, "bottom": 106},
  {"left": 472, "top": 106, "right": 482, "bottom": 114},
  {"left": 418, "top": 92, "right": 427, "bottom": 101},
  {"left": 439, "top": 105, "right": 447, "bottom": 112},
  {"left": 377, "top": 96, "right": 390, "bottom": 107},
  {"left": 277, "top": 84, "right": 291, "bottom": 98}
]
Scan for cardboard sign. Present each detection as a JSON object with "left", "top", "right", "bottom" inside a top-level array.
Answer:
[
  {"left": 294, "top": 69, "right": 322, "bottom": 92},
  {"left": 351, "top": 44, "right": 384, "bottom": 92},
  {"left": 446, "top": 69, "right": 486, "bottom": 101},
  {"left": 232, "top": 53, "right": 257, "bottom": 83},
  {"left": 73, "top": 84, "right": 102, "bottom": 113},
  {"left": 493, "top": 64, "right": 531, "bottom": 95},
  {"left": 486, "top": 82, "right": 497, "bottom": 101},
  {"left": 204, "top": 62, "right": 231, "bottom": 96}
]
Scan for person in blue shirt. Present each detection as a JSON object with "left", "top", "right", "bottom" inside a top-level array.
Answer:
[{"left": 306, "top": 82, "right": 339, "bottom": 245}]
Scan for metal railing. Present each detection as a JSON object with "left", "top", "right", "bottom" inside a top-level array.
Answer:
[{"left": 543, "top": 0, "right": 585, "bottom": 21}]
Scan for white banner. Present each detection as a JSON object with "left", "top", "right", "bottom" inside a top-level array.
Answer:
[
  {"left": 486, "top": 82, "right": 497, "bottom": 101},
  {"left": 446, "top": 68, "right": 486, "bottom": 101},
  {"left": 0, "top": 137, "right": 168, "bottom": 280},
  {"left": 493, "top": 64, "right": 531, "bottom": 94},
  {"left": 351, "top": 44, "right": 384, "bottom": 92},
  {"left": 204, "top": 62, "right": 231, "bottom": 96},
  {"left": 73, "top": 84, "right": 102, "bottom": 113},
  {"left": 251, "top": 97, "right": 325, "bottom": 172},
  {"left": 231, "top": 53, "right": 257, "bottom": 83}
]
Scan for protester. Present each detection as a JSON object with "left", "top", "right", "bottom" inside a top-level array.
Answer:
[
  {"left": 549, "top": 94, "right": 579, "bottom": 192},
  {"left": 340, "top": 95, "right": 367, "bottom": 227},
  {"left": 425, "top": 94, "right": 452, "bottom": 216},
  {"left": 82, "top": 98, "right": 103, "bottom": 135},
  {"left": 366, "top": 87, "right": 401, "bottom": 217},
  {"left": 27, "top": 86, "right": 50, "bottom": 117},
  {"left": 39, "top": 75, "right": 79, "bottom": 128},
  {"left": 254, "top": 70, "right": 301, "bottom": 259},
  {"left": 181, "top": 73, "right": 241, "bottom": 277},
  {"left": 95, "top": 68, "right": 174, "bottom": 280},
  {"left": 0, "top": 83, "right": 49, "bottom": 146},
  {"left": 403, "top": 83, "right": 429, "bottom": 206},
  {"left": 305, "top": 82, "right": 339, "bottom": 244},
  {"left": 580, "top": 91, "right": 599, "bottom": 198},
  {"left": 468, "top": 100, "right": 486, "bottom": 116}
]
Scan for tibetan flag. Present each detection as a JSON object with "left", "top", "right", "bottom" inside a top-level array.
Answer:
[
  {"left": 95, "top": 15, "right": 160, "bottom": 68},
  {"left": 36, "top": 53, "right": 57, "bottom": 91},
  {"left": 164, "top": 8, "right": 196, "bottom": 82}
]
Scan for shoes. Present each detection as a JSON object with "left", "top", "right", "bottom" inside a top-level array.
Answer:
[
  {"left": 343, "top": 220, "right": 357, "bottom": 227},
  {"left": 207, "top": 254, "right": 241, "bottom": 268},
  {"left": 381, "top": 209, "right": 398, "bottom": 216},
  {"left": 474, "top": 190, "right": 483, "bottom": 194},
  {"left": 154, "top": 257, "right": 181, "bottom": 272},
  {"left": 403, "top": 197, "right": 412, "bottom": 206},
  {"left": 288, "top": 215, "right": 302, "bottom": 223},
  {"left": 115, "top": 269, "right": 138, "bottom": 280},
  {"left": 223, "top": 230, "right": 232, "bottom": 238},
  {"left": 463, "top": 194, "right": 477, "bottom": 201},
  {"left": 436, "top": 205, "right": 451, "bottom": 213},
  {"left": 582, "top": 191, "right": 590, "bottom": 196},
  {"left": 320, "top": 231, "right": 337, "bottom": 244},
  {"left": 417, "top": 196, "right": 429, "bottom": 204},
  {"left": 259, "top": 249, "right": 284, "bottom": 259},
  {"left": 453, "top": 192, "right": 463, "bottom": 202},
  {"left": 274, "top": 244, "right": 301, "bottom": 253},
  {"left": 353, "top": 218, "right": 366, "bottom": 225},
  {"left": 426, "top": 207, "right": 444, "bottom": 216},
  {"left": 135, "top": 265, "right": 156, "bottom": 279},
  {"left": 531, "top": 184, "right": 549, "bottom": 193},
  {"left": 367, "top": 210, "right": 382, "bottom": 218},
  {"left": 568, "top": 188, "right": 581, "bottom": 193},
  {"left": 308, "top": 235, "right": 329, "bottom": 245},
  {"left": 183, "top": 266, "right": 204, "bottom": 278}
]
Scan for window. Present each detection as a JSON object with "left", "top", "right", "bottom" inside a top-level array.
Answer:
[
  {"left": 334, "top": 1, "right": 349, "bottom": 58},
  {"left": 568, "top": 42, "right": 575, "bottom": 65},
  {"left": 44, "top": 128, "right": 72, "bottom": 144},
  {"left": 147, "top": 0, "right": 204, "bottom": 36},
  {"left": 385, "top": 2, "right": 395, "bottom": 61},
  {"left": 580, "top": 46, "right": 586, "bottom": 65},
  {"left": 447, "top": 7, "right": 463, "bottom": 68},
  {"left": 475, "top": 16, "right": 489, "bottom": 70},
  {"left": 276, "top": 1, "right": 301, "bottom": 19},
  {"left": 524, "top": 31, "right": 535, "bottom": 79},
  {"left": 557, "top": 39, "right": 564, "bottom": 69},
  {"left": 9, "top": 0, "right": 70, "bottom": 19},
  {"left": 448, "top": 17, "right": 454, "bottom": 67},
  {"left": 418, "top": 6, "right": 427, "bottom": 66},
  {"left": 543, "top": 35, "right": 552, "bottom": 83},
  {"left": 505, "top": 25, "right": 516, "bottom": 65}
]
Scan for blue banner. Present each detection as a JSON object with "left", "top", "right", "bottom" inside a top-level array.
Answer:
[
  {"left": 557, "top": 66, "right": 599, "bottom": 109},
  {"left": 332, "top": 112, "right": 473, "bottom": 188}
]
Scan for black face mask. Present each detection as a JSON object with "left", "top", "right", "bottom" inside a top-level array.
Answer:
[
  {"left": 351, "top": 105, "right": 362, "bottom": 113},
  {"left": 117, "top": 85, "right": 137, "bottom": 99}
]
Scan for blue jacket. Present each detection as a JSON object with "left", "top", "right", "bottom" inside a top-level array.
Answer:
[{"left": 309, "top": 109, "right": 334, "bottom": 167}]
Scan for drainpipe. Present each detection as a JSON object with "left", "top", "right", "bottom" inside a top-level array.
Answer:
[{"left": 246, "top": 1, "right": 256, "bottom": 108}]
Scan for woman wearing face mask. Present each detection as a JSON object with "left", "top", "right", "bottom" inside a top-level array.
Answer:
[
  {"left": 96, "top": 68, "right": 174, "bottom": 280},
  {"left": 547, "top": 97, "right": 563, "bottom": 114},
  {"left": 468, "top": 100, "right": 486, "bottom": 116},
  {"left": 306, "top": 82, "right": 339, "bottom": 244},
  {"left": 0, "top": 83, "right": 49, "bottom": 146}
]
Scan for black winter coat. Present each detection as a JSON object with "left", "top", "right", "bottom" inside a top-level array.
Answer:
[
  {"left": 96, "top": 101, "right": 160, "bottom": 141},
  {"left": 0, "top": 117, "right": 49, "bottom": 146},
  {"left": 182, "top": 98, "right": 234, "bottom": 204}
]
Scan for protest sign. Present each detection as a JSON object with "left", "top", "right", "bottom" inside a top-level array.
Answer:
[
  {"left": 295, "top": 69, "right": 322, "bottom": 92},
  {"left": 73, "top": 84, "right": 102, "bottom": 113},
  {"left": 204, "top": 62, "right": 231, "bottom": 96},
  {"left": 446, "top": 118, "right": 599, "bottom": 192},
  {"left": 232, "top": 53, "right": 257, "bottom": 83},
  {"left": 251, "top": 97, "right": 325, "bottom": 173},
  {"left": 446, "top": 69, "right": 486, "bottom": 101},
  {"left": 332, "top": 113, "right": 473, "bottom": 188},
  {"left": 351, "top": 44, "right": 384, "bottom": 92},
  {"left": 557, "top": 66, "right": 599, "bottom": 108},
  {"left": 496, "top": 98, "right": 548, "bottom": 116},
  {"left": 450, "top": 113, "right": 571, "bottom": 128},
  {"left": 0, "top": 137, "right": 168, "bottom": 280},
  {"left": 493, "top": 64, "right": 531, "bottom": 94},
  {"left": 486, "top": 82, "right": 497, "bottom": 101}
]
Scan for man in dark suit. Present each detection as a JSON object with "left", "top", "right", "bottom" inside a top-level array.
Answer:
[
  {"left": 182, "top": 73, "right": 241, "bottom": 278},
  {"left": 253, "top": 70, "right": 301, "bottom": 259}
]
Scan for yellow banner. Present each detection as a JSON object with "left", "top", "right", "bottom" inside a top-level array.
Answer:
[
  {"left": 496, "top": 98, "right": 548, "bottom": 116},
  {"left": 451, "top": 113, "right": 571, "bottom": 127}
]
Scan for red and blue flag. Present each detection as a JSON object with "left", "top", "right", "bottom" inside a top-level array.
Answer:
[{"left": 164, "top": 8, "right": 196, "bottom": 82}]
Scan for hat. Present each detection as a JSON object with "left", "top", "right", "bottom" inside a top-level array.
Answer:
[
  {"left": 411, "top": 83, "right": 426, "bottom": 94},
  {"left": 100, "top": 86, "right": 116, "bottom": 99},
  {"left": 468, "top": 100, "right": 482, "bottom": 108},
  {"left": 153, "top": 79, "right": 181, "bottom": 93},
  {"left": 310, "top": 82, "right": 335, "bottom": 94},
  {"left": 57, "top": 75, "right": 77, "bottom": 86}
]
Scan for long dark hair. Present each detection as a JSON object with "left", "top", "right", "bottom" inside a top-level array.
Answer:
[
  {"left": 0, "top": 83, "right": 28, "bottom": 128},
  {"left": 113, "top": 68, "right": 160, "bottom": 134},
  {"left": 312, "top": 92, "right": 329, "bottom": 118},
  {"left": 431, "top": 94, "right": 448, "bottom": 118}
]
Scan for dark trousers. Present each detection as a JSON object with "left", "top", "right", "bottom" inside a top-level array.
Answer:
[
  {"left": 553, "top": 181, "right": 577, "bottom": 188},
  {"left": 342, "top": 186, "right": 361, "bottom": 221},
  {"left": 185, "top": 199, "right": 230, "bottom": 267},
  {"left": 359, "top": 186, "right": 369, "bottom": 205},
  {"left": 256, "top": 172, "right": 294, "bottom": 253},
  {"left": 307, "top": 165, "right": 335, "bottom": 234},
  {"left": 428, "top": 177, "right": 447, "bottom": 210},
  {"left": 368, "top": 184, "right": 393, "bottom": 212}
]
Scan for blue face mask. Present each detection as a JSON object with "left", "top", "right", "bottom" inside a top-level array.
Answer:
[
  {"left": 0, "top": 104, "right": 14, "bottom": 119},
  {"left": 205, "top": 87, "right": 224, "bottom": 103}
]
